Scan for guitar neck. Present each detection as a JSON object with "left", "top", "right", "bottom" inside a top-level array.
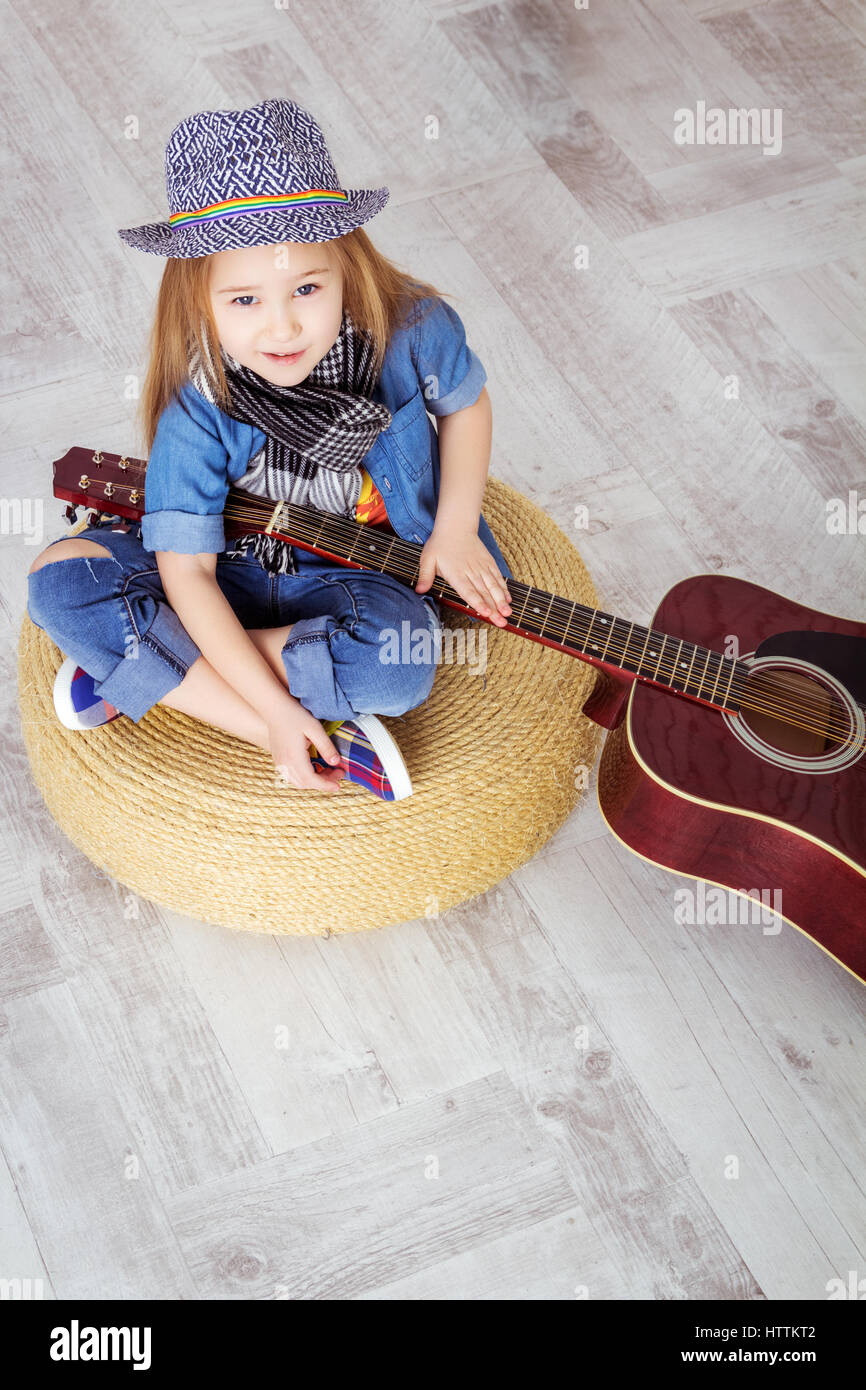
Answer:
[
  {"left": 52, "top": 446, "right": 749, "bottom": 714},
  {"left": 227, "top": 490, "right": 750, "bottom": 713}
]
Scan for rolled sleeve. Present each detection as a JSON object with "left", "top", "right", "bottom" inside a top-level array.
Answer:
[
  {"left": 141, "top": 383, "right": 231, "bottom": 555},
  {"left": 413, "top": 297, "right": 488, "bottom": 417},
  {"left": 140, "top": 509, "right": 226, "bottom": 555}
]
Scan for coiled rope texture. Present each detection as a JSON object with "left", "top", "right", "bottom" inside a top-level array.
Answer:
[{"left": 17, "top": 479, "right": 602, "bottom": 934}]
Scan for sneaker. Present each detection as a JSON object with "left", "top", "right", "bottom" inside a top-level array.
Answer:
[
  {"left": 309, "top": 714, "right": 413, "bottom": 802},
  {"left": 53, "top": 656, "right": 122, "bottom": 730}
]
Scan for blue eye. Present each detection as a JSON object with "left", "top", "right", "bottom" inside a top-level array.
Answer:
[{"left": 231, "top": 295, "right": 257, "bottom": 307}]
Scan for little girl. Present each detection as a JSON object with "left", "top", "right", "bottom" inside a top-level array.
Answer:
[{"left": 26, "top": 98, "right": 513, "bottom": 802}]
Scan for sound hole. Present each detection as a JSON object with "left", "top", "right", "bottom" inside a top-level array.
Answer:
[{"left": 741, "top": 668, "right": 847, "bottom": 756}]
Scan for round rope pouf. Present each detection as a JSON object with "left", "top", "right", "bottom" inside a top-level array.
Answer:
[{"left": 17, "top": 479, "right": 603, "bottom": 935}]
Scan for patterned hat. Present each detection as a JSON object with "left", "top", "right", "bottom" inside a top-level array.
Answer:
[{"left": 117, "top": 97, "right": 390, "bottom": 258}]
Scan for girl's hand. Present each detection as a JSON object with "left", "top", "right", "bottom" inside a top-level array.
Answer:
[
  {"left": 415, "top": 526, "right": 512, "bottom": 626},
  {"left": 268, "top": 703, "right": 345, "bottom": 793}
]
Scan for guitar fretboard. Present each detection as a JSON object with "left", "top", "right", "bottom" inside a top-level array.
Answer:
[
  {"left": 248, "top": 498, "right": 750, "bottom": 713},
  {"left": 52, "top": 446, "right": 750, "bottom": 716}
]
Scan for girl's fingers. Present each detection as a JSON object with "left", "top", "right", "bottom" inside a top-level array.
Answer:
[
  {"left": 470, "top": 590, "right": 508, "bottom": 625},
  {"left": 479, "top": 573, "right": 512, "bottom": 615},
  {"left": 462, "top": 584, "right": 489, "bottom": 614},
  {"left": 454, "top": 569, "right": 511, "bottom": 620}
]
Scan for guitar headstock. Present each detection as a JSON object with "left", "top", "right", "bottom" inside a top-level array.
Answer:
[{"left": 52, "top": 447, "right": 149, "bottom": 522}]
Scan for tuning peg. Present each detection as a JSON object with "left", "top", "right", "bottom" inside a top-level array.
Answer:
[
  {"left": 92, "top": 451, "right": 104, "bottom": 467},
  {"left": 119, "top": 457, "right": 129, "bottom": 470}
]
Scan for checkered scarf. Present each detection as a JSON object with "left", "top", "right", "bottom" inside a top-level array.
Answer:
[{"left": 188, "top": 309, "right": 392, "bottom": 574}]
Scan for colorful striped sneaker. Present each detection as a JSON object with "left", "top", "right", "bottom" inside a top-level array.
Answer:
[
  {"left": 53, "top": 656, "right": 122, "bottom": 730},
  {"left": 309, "top": 714, "right": 413, "bottom": 802}
]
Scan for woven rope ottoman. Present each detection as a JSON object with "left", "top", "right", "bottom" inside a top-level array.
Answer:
[{"left": 17, "top": 478, "right": 603, "bottom": 935}]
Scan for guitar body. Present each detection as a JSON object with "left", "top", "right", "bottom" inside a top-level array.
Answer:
[{"left": 597, "top": 575, "right": 866, "bottom": 982}]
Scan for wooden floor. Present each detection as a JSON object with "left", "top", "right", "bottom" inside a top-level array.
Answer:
[{"left": 1, "top": 0, "right": 864, "bottom": 1301}]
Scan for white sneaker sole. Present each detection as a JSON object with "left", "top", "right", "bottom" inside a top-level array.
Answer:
[
  {"left": 53, "top": 655, "right": 117, "bottom": 730},
  {"left": 351, "top": 713, "right": 414, "bottom": 802},
  {"left": 53, "top": 656, "right": 87, "bottom": 729}
]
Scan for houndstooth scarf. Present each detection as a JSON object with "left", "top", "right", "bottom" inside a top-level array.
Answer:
[{"left": 188, "top": 310, "right": 392, "bottom": 574}]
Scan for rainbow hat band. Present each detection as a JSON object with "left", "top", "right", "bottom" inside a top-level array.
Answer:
[
  {"left": 168, "top": 189, "right": 349, "bottom": 228},
  {"left": 117, "top": 98, "right": 389, "bottom": 259}
]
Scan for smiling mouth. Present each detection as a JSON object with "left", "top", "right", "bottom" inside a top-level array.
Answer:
[{"left": 261, "top": 349, "right": 305, "bottom": 360}]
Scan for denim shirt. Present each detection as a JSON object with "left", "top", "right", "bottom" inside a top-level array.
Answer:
[{"left": 140, "top": 295, "right": 513, "bottom": 580}]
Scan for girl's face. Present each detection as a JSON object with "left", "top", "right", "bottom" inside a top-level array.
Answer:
[{"left": 206, "top": 239, "right": 344, "bottom": 383}]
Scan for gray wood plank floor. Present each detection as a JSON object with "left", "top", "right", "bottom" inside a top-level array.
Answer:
[{"left": 1, "top": 0, "right": 864, "bottom": 1300}]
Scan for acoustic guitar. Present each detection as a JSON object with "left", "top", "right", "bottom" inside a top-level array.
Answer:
[{"left": 51, "top": 447, "right": 866, "bottom": 984}]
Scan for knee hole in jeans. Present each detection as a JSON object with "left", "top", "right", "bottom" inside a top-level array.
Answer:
[{"left": 28, "top": 539, "right": 113, "bottom": 575}]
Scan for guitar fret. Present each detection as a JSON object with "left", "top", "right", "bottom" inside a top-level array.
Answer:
[
  {"left": 682, "top": 643, "right": 699, "bottom": 695},
  {"left": 514, "top": 584, "right": 534, "bottom": 630},
  {"left": 618, "top": 621, "right": 636, "bottom": 670},
  {"left": 344, "top": 520, "right": 363, "bottom": 563},
  {"left": 518, "top": 588, "right": 558, "bottom": 638},
  {"left": 563, "top": 600, "right": 594, "bottom": 650},
  {"left": 635, "top": 625, "right": 653, "bottom": 676},
  {"left": 609, "top": 618, "right": 629, "bottom": 669},
  {"left": 664, "top": 636, "right": 678, "bottom": 686},
  {"left": 651, "top": 634, "right": 667, "bottom": 682},
  {"left": 721, "top": 655, "right": 738, "bottom": 707},
  {"left": 695, "top": 648, "right": 714, "bottom": 700},
  {"left": 668, "top": 639, "right": 684, "bottom": 690},
  {"left": 562, "top": 601, "right": 577, "bottom": 648},
  {"left": 381, "top": 533, "right": 398, "bottom": 577},
  {"left": 707, "top": 653, "right": 725, "bottom": 705},
  {"left": 538, "top": 591, "right": 556, "bottom": 637},
  {"left": 621, "top": 624, "right": 650, "bottom": 678},
  {"left": 598, "top": 613, "right": 615, "bottom": 662}
]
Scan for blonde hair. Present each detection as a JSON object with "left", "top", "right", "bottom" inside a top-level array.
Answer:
[{"left": 135, "top": 227, "right": 447, "bottom": 454}]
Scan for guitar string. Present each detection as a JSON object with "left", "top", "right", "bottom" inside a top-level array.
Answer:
[
  {"left": 222, "top": 502, "right": 862, "bottom": 749},
  {"left": 216, "top": 498, "right": 863, "bottom": 748},
  {"left": 211, "top": 501, "right": 866, "bottom": 747},
  {"left": 75, "top": 472, "right": 861, "bottom": 748},
  {"left": 85, "top": 462, "right": 848, "bottom": 731}
]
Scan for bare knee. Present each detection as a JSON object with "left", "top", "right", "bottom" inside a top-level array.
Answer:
[{"left": 28, "top": 539, "right": 113, "bottom": 575}]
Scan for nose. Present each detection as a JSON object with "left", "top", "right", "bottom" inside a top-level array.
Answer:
[{"left": 266, "top": 302, "right": 303, "bottom": 344}]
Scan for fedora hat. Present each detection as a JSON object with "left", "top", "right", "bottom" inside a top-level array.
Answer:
[{"left": 117, "top": 97, "right": 390, "bottom": 257}]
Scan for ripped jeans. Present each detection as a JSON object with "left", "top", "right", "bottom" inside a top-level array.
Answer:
[{"left": 26, "top": 520, "right": 442, "bottom": 724}]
